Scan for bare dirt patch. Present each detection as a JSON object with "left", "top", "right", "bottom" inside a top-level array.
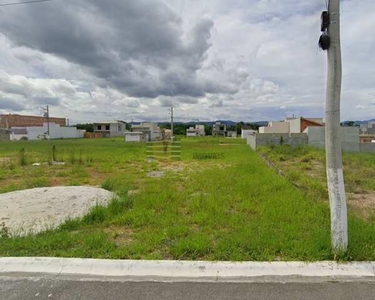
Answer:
[
  {"left": 0, "top": 157, "right": 12, "bottom": 164},
  {"left": 348, "top": 191, "right": 375, "bottom": 219},
  {"left": 147, "top": 171, "right": 165, "bottom": 178},
  {"left": 104, "top": 226, "right": 134, "bottom": 247},
  {"left": 304, "top": 161, "right": 325, "bottom": 178},
  {"left": 160, "top": 161, "right": 232, "bottom": 173}
]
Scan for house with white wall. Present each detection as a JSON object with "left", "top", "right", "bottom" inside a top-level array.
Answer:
[
  {"left": 259, "top": 117, "right": 324, "bottom": 134},
  {"left": 227, "top": 131, "right": 237, "bottom": 138},
  {"left": 186, "top": 125, "right": 205, "bottom": 137},
  {"left": 285, "top": 117, "right": 324, "bottom": 133},
  {"left": 212, "top": 122, "right": 227, "bottom": 137},
  {"left": 259, "top": 122, "right": 290, "bottom": 133},
  {"left": 131, "top": 123, "right": 160, "bottom": 141}
]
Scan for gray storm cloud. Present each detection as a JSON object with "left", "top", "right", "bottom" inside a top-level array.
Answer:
[{"left": 0, "top": 0, "right": 217, "bottom": 98}]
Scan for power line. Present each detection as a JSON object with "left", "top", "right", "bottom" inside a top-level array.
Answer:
[{"left": 0, "top": 0, "right": 53, "bottom": 7}]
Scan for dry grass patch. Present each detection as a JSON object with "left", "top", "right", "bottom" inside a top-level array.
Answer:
[
  {"left": 104, "top": 226, "right": 134, "bottom": 247},
  {"left": 348, "top": 192, "right": 375, "bottom": 220}
]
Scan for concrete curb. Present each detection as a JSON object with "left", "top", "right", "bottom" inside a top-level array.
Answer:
[{"left": 1, "top": 258, "right": 375, "bottom": 282}]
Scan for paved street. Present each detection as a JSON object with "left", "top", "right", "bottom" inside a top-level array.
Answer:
[{"left": 1, "top": 276, "right": 375, "bottom": 300}]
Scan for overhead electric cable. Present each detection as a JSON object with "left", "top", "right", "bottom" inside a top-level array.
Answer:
[{"left": 0, "top": 0, "right": 53, "bottom": 7}]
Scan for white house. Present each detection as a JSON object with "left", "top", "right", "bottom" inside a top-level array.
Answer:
[
  {"left": 186, "top": 125, "right": 205, "bottom": 137},
  {"left": 259, "top": 122, "right": 290, "bottom": 134},
  {"left": 227, "top": 131, "right": 237, "bottom": 138},
  {"left": 259, "top": 118, "right": 324, "bottom": 134},
  {"left": 93, "top": 121, "right": 126, "bottom": 138},
  {"left": 186, "top": 127, "right": 198, "bottom": 137},
  {"left": 285, "top": 117, "right": 324, "bottom": 133},
  {"left": 212, "top": 122, "right": 227, "bottom": 137},
  {"left": 131, "top": 123, "right": 160, "bottom": 141}
]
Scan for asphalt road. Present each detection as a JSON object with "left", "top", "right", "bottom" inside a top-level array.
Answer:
[{"left": 1, "top": 277, "right": 375, "bottom": 300}]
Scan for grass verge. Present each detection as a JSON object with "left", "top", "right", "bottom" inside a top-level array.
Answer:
[{"left": 1, "top": 139, "right": 375, "bottom": 260}]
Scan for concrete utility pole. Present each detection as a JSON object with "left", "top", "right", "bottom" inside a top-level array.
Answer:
[
  {"left": 325, "top": 0, "right": 348, "bottom": 252},
  {"left": 46, "top": 105, "right": 50, "bottom": 137},
  {"left": 43, "top": 105, "right": 50, "bottom": 137},
  {"left": 170, "top": 106, "right": 174, "bottom": 142}
]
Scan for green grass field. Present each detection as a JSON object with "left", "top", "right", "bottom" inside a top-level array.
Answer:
[
  {"left": 258, "top": 145, "right": 375, "bottom": 219},
  {"left": 1, "top": 138, "right": 375, "bottom": 261}
]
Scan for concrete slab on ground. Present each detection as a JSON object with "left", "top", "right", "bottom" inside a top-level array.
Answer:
[{"left": 0, "top": 187, "right": 115, "bottom": 235}]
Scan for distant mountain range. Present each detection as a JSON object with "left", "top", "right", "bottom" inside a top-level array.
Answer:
[
  {"left": 353, "top": 119, "right": 375, "bottom": 126},
  {"left": 340, "top": 119, "right": 375, "bottom": 126}
]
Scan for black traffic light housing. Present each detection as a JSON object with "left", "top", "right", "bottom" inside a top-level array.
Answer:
[
  {"left": 319, "top": 33, "right": 330, "bottom": 50},
  {"left": 319, "top": 11, "right": 330, "bottom": 51},
  {"left": 321, "top": 11, "right": 330, "bottom": 32}
]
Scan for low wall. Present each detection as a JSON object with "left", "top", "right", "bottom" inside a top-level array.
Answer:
[
  {"left": 247, "top": 127, "right": 375, "bottom": 153},
  {"left": 306, "top": 127, "right": 360, "bottom": 152},
  {"left": 360, "top": 143, "right": 375, "bottom": 153},
  {"left": 84, "top": 132, "right": 103, "bottom": 139},
  {"left": 247, "top": 133, "right": 307, "bottom": 150},
  {"left": 0, "top": 128, "right": 10, "bottom": 141},
  {"left": 247, "top": 135, "right": 257, "bottom": 150},
  {"left": 27, "top": 126, "right": 85, "bottom": 140}
]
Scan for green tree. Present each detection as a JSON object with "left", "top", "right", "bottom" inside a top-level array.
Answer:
[
  {"left": 75, "top": 123, "right": 94, "bottom": 132},
  {"left": 205, "top": 125, "right": 212, "bottom": 136},
  {"left": 341, "top": 121, "right": 356, "bottom": 127}
]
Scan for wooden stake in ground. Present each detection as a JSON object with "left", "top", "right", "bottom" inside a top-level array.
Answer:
[{"left": 325, "top": 0, "right": 348, "bottom": 252}]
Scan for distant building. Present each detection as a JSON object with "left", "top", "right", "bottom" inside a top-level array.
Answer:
[
  {"left": 212, "top": 122, "right": 227, "bottom": 137},
  {"left": 131, "top": 123, "right": 160, "bottom": 141},
  {"left": 125, "top": 132, "right": 147, "bottom": 142},
  {"left": 241, "top": 128, "right": 256, "bottom": 139},
  {"left": 258, "top": 117, "right": 324, "bottom": 134},
  {"left": 360, "top": 121, "right": 375, "bottom": 135},
  {"left": 259, "top": 122, "right": 290, "bottom": 134},
  {"left": 186, "top": 127, "right": 198, "bottom": 137},
  {"left": 285, "top": 117, "right": 324, "bottom": 133},
  {"left": 360, "top": 135, "right": 375, "bottom": 143},
  {"left": 186, "top": 125, "right": 205, "bottom": 137},
  {"left": 93, "top": 121, "right": 126, "bottom": 138},
  {"left": 227, "top": 131, "right": 237, "bottom": 138},
  {"left": 0, "top": 114, "right": 66, "bottom": 128}
]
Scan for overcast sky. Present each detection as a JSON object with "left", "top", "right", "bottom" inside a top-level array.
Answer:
[{"left": 0, "top": 0, "right": 374, "bottom": 123}]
